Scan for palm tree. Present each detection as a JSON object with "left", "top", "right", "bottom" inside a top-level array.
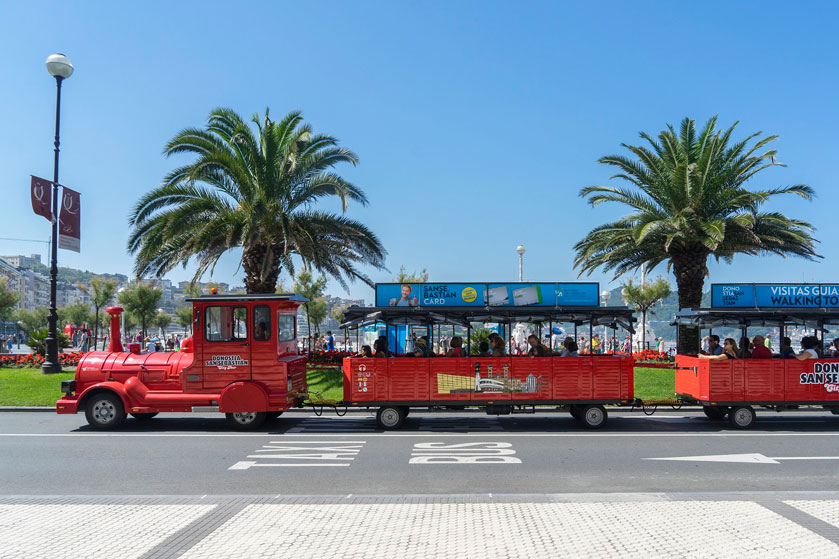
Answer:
[
  {"left": 78, "top": 277, "right": 116, "bottom": 350},
  {"left": 574, "top": 117, "right": 820, "bottom": 352},
  {"left": 118, "top": 284, "right": 162, "bottom": 340},
  {"left": 128, "top": 108, "right": 386, "bottom": 293},
  {"left": 621, "top": 277, "right": 671, "bottom": 351}
]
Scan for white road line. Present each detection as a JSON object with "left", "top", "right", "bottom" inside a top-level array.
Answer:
[
  {"left": 5, "top": 432, "right": 839, "bottom": 438},
  {"left": 229, "top": 461, "right": 349, "bottom": 469}
]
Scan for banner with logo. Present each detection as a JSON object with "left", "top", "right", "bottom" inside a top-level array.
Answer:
[
  {"left": 58, "top": 186, "right": 81, "bottom": 252},
  {"left": 30, "top": 176, "right": 53, "bottom": 222},
  {"left": 374, "top": 282, "right": 600, "bottom": 307},
  {"left": 711, "top": 283, "right": 839, "bottom": 308}
]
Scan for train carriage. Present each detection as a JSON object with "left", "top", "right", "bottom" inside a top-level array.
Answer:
[
  {"left": 674, "top": 299, "right": 839, "bottom": 429},
  {"left": 339, "top": 281, "right": 636, "bottom": 429}
]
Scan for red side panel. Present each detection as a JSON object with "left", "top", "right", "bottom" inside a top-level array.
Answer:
[
  {"left": 785, "top": 360, "right": 810, "bottom": 401},
  {"left": 430, "top": 358, "right": 471, "bottom": 401},
  {"left": 388, "top": 359, "right": 429, "bottom": 401},
  {"left": 784, "top": 360, "right": 839, "bottom": 402},
  {"left": 592, "top": 357, "right": 621, "bottom": 399},
  {"left": 675, "top": 355, "right": 700, "bottom": 399},
  {"left": 730, "top": 360, "right": 745, "bottom": 402},
  {"left": 622, "top": 357, "right": 635, "bottom": 400},
  {"left": 345, "top": 358, "right": 380, "bottom": 401},
  {"left": 708, "top": 360, "right": 732, "bottom": 401},
  {"left": 470, "top": 358, "right": 512, "bottom": 401},
  {"left": 508, "top": 358, "right": 552, "bottom": 400},
  {"left": 553, "top": 357, "right": 593, "bottom": 400},
  {"left": 743, "top": 359, "right": 785, "bottom": 401}
]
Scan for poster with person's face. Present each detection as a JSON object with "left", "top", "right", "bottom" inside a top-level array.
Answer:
[{"left": 374, "top": 282, "right": 599, "bottom": 307}]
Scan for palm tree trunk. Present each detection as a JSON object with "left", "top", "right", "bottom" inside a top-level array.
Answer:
[
  {"left": 242, "top": 242, "right": 282, "bottom": 293},
  {"left": 641, "top": 310, "right": 647, "bottom": 351},
  {"left": 671, "top": 250, "right": 708, "bottom": 354}
]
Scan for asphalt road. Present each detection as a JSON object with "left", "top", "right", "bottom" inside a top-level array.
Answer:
[{"left": 4, "top": 409, "right": 839, "bottom": 495}]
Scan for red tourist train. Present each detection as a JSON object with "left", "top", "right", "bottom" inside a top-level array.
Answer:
[
  {"left": 57, "top": 294, "right": 308, "bottom": 430},
  {"left": 55, "top": 281, "right": 839, "bottom": 431}
]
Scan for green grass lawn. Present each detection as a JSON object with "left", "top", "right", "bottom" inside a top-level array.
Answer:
[
  {"left": 633, "top": 366, "right": 676, "bottom": 401},
  {"left": 0, "top": 367, "right": 75, "bottom": 406},
  {"left": 0, "top": 364, "right": 675, "bottom": 406},
  {"left": 305, "top": 365, "right": 344, "bottom": 402}
]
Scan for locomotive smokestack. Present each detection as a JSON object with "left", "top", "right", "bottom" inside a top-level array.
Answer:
[{"left": 106, "top": 306, "right": 124, "bottom": 353}]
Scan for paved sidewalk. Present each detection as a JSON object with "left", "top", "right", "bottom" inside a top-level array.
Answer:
[{"left": 2, "top": 494, "right": 839, "bottom": 558}]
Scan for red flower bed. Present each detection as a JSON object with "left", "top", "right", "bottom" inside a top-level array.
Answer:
[
  {"left": 307, "top": 350, "right": 354, "bottom": 365},
  {"left": 632, "top": 349, "right": 674, "bottom": 363},
  {"left": 0, "top": 352, "right": 83, "bottom": 369}
]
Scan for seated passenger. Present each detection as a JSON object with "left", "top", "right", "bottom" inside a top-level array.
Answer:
[
  {"left": 793, "top": 336, "right": 819, "bottom": 360},
  {"left": 830, "top": 338, "right": 839, "bottom": 358},
  {"left": 750, "top": 335, "right": 772, "bottom": 359},
  {"left": 254, "top": 321, "right": 269, "bottom": 341},
  {"left": 779, "top": 336, "right": 795, "bottom": 359},
  {"left": 491, "top": 336, "right": 506, "bottom": 357},
  {"left": 563, "top": 340, "right": 579, "bottom": 357},
  {"left": 476, "top": 341, "right": 491, "bottom": 357},
  {"left": 559, "top": 336, "right": 575, "bottom": 357},
  {"left": 739, "top": 336, "right": 752, "bottom": 358},
  {"left": 373, "top": 339, "right": 389, "bottom": 358},
  {"left": 446, "top": 336, "right": 465, "bottom": 357},
  {"left": 526, "top": 334, "right": 551, "bottom": 357},
  {"left": 414, "top": 338, "right": 429, "bottom": 357},
  {"left": 358, "top": 345, "right": 373, "bottom": 358},
  {"left": 702, "top": 335, "right": 723, "bottom": 356},
  {"left": 699, "top": 338, "right": 738, "bottom": 360}
]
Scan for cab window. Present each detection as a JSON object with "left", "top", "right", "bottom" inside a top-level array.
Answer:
[
  {"left": 205, "top": 306, "right": 248, "bottom": 341},
  {"left": 278, "top": 313, "right": 296, "bottom": 342},
  {"left": 253, "top": 306, "right": 271, "bottom": 341}
]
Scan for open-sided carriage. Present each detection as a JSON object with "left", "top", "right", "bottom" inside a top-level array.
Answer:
[
  {"left": 673, "top": 283, "right": 839, "bottom": 429},
  {"left": 338, "top": 282, "right": 636, "bottom": 429}
]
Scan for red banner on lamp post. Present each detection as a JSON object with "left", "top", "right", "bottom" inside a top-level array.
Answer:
[
  {"left": 58, "top": 186, "right": 81, "bottom": 252},
  {"left": 30, "top": 176, "right": 53, "bottom": 222}
]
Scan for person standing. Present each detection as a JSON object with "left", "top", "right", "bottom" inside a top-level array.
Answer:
[
  {"left": 80, "top": 330, "right": 89, "bottom": 353},
  {"left": 326, "top": 331, "right": 335, "bottom": 351}
]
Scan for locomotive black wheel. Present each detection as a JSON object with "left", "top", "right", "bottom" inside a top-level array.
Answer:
[
  {"left": 225, "top": 412, "right": 267, "bottom": 430},
  {"left": 266, "top": 411, "right": 284, "bottom": 420},
  {"left": 376, "top": 406, "right": 406, "bottom": 430},
  {"left": 85, "top": 392, "right": 126, "bottom": 431},
  {"left": 728, "top": 406, "right": 756, "bottom": 430},
  {"left": 130, "top": 412, "right": 158, "bottom": 421},
  {"left": 702, "top": 406, "right": 728, "bottom": 420},
  {"left": 580, "top": 405, "right": 608, "bottom": 429}
]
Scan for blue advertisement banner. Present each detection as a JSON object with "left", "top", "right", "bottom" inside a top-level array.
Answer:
[
  {"left": 711, "top": 284, "right": 755, "bottom": 308},
  {"left": 712, "top": 284, "right": 839, "bottom": 308},
  {"left": 556, "top": 283, "right": 601, "bottom": 307},
  {"left": 374, "top": 282, "right": 600, "bottom": 307}
]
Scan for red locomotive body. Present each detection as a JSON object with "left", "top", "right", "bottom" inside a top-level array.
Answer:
[{"left": 56, "top": 294, "right": 308, "bottom": 430}]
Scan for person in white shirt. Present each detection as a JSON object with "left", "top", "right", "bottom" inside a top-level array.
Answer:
[{"left": 794, "top": 336, "right": 819, "bottom": 360}]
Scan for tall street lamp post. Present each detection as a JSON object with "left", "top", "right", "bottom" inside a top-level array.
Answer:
[
  {"left": 41, "top": 53, "right": 73, "bottom": 374},
  {"left": 516, "top": 245, "right": 526, "bottom": 282}
]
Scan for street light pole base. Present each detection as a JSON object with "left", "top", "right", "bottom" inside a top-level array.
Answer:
[{"left": 41, "top": 361, "right": 63, "bottom": 375}]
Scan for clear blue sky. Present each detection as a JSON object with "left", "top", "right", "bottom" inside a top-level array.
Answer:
[{"left": 1, "top": 1, "right": 837, "bottom": 303}]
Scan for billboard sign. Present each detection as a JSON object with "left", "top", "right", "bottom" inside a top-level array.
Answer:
[
  {"left": 374, "top": 282, "right": 600, "bottom": 307},
  {"left": 711, "top": 284, "right": 839, "bottom": 308}
]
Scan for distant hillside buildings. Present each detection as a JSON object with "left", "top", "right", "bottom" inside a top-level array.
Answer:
[
  {"left": 0, "top": 253, "right": 367, "bottom": 333},
  {"left": 0, "top": 254, "right": 90, "bottom": 312}
]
